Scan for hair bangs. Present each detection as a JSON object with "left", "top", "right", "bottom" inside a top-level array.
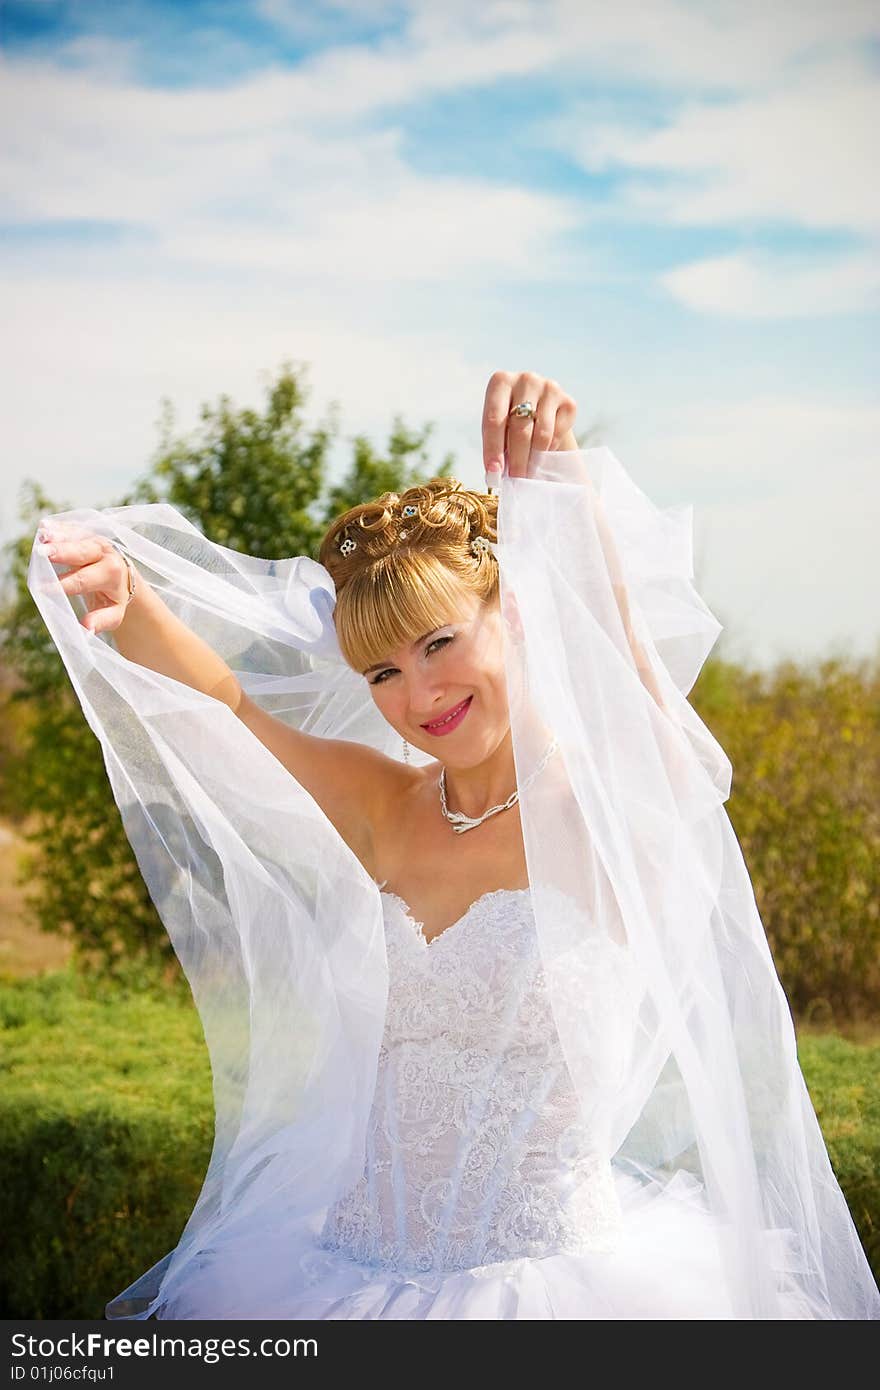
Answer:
[{"left": 334, "top": 549, "right": 475, "bottom": 676}]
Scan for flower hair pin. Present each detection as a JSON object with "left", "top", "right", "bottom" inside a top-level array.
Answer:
[
  {"left": 336, "top": 501, "right": 496, "bottom": 559},
  {"left": 338, "top": 499, "right": 419, "bottom": 555},
  {"left": 397, "top": 503, "right": 422, "bottom": 541}
]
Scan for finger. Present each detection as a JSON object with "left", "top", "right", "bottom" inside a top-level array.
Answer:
[
  {"left": 482, "top": 370, "right": 514, "bottom": 479},
  {"left": 57, "top": 553, "right": 121, "bottom": 600},
  {"left": 550, "top": 393, "right": 578, "bottom": 449},
  {"left": 82, "top": 601, "right": 127, "bottom": 635},
  {"left": 43, "top": 533, "right": 112, "bottom": 572},
  {"left": 506, "top": 371, "right": 543, "bottom": 477},
  {"left": 530, "top": 380, "right": 561, "bottom": 456}
]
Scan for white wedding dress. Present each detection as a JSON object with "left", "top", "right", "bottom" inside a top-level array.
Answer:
[
  {"left": 153, "top": 883, "right": 795, "bottom": 1320},
  {"left": 30, "top": 445, "right": 880, "bottom": 1320}
]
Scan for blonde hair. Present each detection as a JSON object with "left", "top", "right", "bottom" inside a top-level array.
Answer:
[{"left": 318, "top": 476, "right": 499, "bottom": 674}]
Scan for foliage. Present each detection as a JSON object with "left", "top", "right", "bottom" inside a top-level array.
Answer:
[
  {"left": 690, "top": 654, "right": 880, "bottom": 1021},
  {"left": 323, "top": 415, "right": 456, "bottom": 521},
  {"left": 125, "top": 366, "right": 333, "bottom": 558}
]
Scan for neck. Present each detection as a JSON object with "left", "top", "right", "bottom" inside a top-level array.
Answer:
[{"left": 439, "top": 727, "right": 517, "bottom": 819}]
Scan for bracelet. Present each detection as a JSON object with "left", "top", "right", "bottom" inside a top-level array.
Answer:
[{"left": 110, "top": 541, "right": 137, "bottom": 606}]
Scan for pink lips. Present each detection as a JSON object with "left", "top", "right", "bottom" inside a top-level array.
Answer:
[{"left": 420, "top": 696, "right": 473, "bottom": 736}]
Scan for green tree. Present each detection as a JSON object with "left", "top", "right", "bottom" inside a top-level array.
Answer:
[
  {"left": 324, "top": 416, "right": 455, "bottom": 520},
  {"left": 0, "top": 364, "right": 454, "bottom": 980}
]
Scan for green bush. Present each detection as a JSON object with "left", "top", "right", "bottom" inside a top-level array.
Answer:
[
  {"left": 692, "top": 654, "right": 880, "bottom": 1021},
  {"left": 0, "top": 971, "right": 876, "bottom": 1317},
  {"left": 0, "top": 971, "right": 211, "bottom": 1318},
  {"left": 796, "top": 1029, "right": 880, "bottom": 1279}
]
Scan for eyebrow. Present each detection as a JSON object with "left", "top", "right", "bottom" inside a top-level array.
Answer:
[{"left": 363, "top": 629, "right": 441, "bottom": 675}]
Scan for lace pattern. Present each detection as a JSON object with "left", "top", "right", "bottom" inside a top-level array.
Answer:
[{"left": 316, "top": 888, "right": 626, "bottom": 1274}]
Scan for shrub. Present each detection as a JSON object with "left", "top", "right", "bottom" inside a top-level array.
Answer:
[{"left": 0, "top": 972, "right": 876, "bottom": 1317}]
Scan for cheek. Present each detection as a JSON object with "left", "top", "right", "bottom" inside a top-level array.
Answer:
[
  {"left": 462, "top": 652, "right": 508, "bottom": 707},
  {"left": 470, "top": 629, "right": 507, "bottom": 683},
  {"left": 369, "top": 682, "right": 397, "bottom": 710},
  {"left": 370, "top": 682, "right": 411, "bottom": 729}
]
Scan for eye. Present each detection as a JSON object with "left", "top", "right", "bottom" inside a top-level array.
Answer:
[
  {"left": 368, "top": 635, "right": 454, "bottom": 686},
  {"left": 427, "top": 635, "right": 453, "bottom": 656}
]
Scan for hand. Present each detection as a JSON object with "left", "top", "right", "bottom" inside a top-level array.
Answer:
[
  {"left": 35, "top": 520, "right": 136, "bottom": 635},
  {"left": 481, "top": 370, "right": 578, "bottom": 483}
]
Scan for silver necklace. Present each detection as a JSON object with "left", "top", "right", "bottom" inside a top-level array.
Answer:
[{"left": 439, "top": 737, "right": 559, "bottom": 834}]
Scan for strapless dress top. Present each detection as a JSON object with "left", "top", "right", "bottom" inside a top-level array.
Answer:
[{"left": 316, "top": 885, "right": 624, "bottom": 1275}]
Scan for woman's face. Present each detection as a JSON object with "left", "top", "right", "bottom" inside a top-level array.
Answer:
[{"left": 363, "top": 589, "right": 510, "bottom": 763}]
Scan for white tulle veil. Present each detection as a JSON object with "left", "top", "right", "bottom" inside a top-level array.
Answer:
[{"left": 27, "top": 446, "right": 879, "bottom": 1320}]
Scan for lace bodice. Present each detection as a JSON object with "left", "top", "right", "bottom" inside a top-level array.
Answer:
[{"left": 316, "top": 886, "right": 625, "bottom": 1275}]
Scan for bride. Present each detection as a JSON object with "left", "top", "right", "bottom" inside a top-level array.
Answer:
[{"left": 29, "top": 370, "right": 879, "bottom": 1320}]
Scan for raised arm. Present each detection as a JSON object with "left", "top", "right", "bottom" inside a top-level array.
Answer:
[
  {"left": 36, "top": 523, "right": 399, "bottom": 873},
  {"left": 589, "top": 493, "right": 670, "bottom": 714},
  {"left": 480, "top": 368, "right": 669, "bottom": 715},
  {"left": 112, "top": 559, "right": 244, "bottom": 709}
]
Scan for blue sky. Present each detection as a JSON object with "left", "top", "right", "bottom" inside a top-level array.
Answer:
[{"left": 2, "top": 0, "right": 878, "bottom": 667}]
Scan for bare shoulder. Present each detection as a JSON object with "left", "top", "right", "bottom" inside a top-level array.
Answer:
[
  {"left": 336, "top": 739, "right": 430, "bottom": 838},
  {"left": 368, "top": 754, "right": 440, "bottom": 840}
]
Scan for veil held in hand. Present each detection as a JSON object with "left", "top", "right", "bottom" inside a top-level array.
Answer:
[{"left": 27, "top": 446, "right": 880, "bottom": 1320}]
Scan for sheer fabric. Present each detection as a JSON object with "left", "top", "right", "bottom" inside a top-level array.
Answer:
[
  {"left": 164, "top": 887, "right": 742, "bottom": 1320},
  {"left": 27, "top": 446, "right": 880, "bottom": 1319}
]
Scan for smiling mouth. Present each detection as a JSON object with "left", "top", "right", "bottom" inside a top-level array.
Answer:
[{"left": 420, "top": 696, "right": 473, "bottom": 733}]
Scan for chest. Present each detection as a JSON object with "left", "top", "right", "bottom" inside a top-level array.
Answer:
[
  {"left": 378, "top": 886, "right": 551, "bottom": 1045},
  {"left": 374, "top": 775, "right": 529, "bottom": 944}
]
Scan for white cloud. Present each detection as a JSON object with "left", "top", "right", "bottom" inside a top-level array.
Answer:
[
  {"left": 262, "top": 0, "right": 880, "bottom": 95},
  {"left": 0, "top": 54, "right": 581, "bottom": 280},
  {"left": 165, "top": 177, "right": 581, "bottom": 280},
  {"left": 2, "top": 0, "right": 878, "bottom": 669},
  {"left": 614, "top": 394, "right": 880, "bottom": 667},
  {"left": 564, "top": 57, "right": 880, "bottom": 235},
  {"left": 541, "top": 48, "right": 879, "bottom": 319},
  {"left": 658, "top": 250, "right": 880, "bottom": 319},
  {"left": 629, "top": 395, "right": 880, "bottom": 502},
  {"left": 3, "top": 0, "right": 876, "bottom": 289}
]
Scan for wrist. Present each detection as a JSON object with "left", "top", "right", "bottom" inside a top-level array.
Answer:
[
  {"left": 113, "top": 560, "right": 157, "bottom": 634},
  {"left": 110, "top": 542, "right": 140, "bottom": 623}
]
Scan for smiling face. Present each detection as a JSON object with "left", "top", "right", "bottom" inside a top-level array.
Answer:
[
  {"left": 363, "top": 587, "right": 510, "bottom": 763},
  {"left": 317, "top": 477, "right": 507, "bottom": 762}
]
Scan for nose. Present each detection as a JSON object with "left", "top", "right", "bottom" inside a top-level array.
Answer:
[{"left": 408, "top": 677, "right": 451, "bottom": 725}]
